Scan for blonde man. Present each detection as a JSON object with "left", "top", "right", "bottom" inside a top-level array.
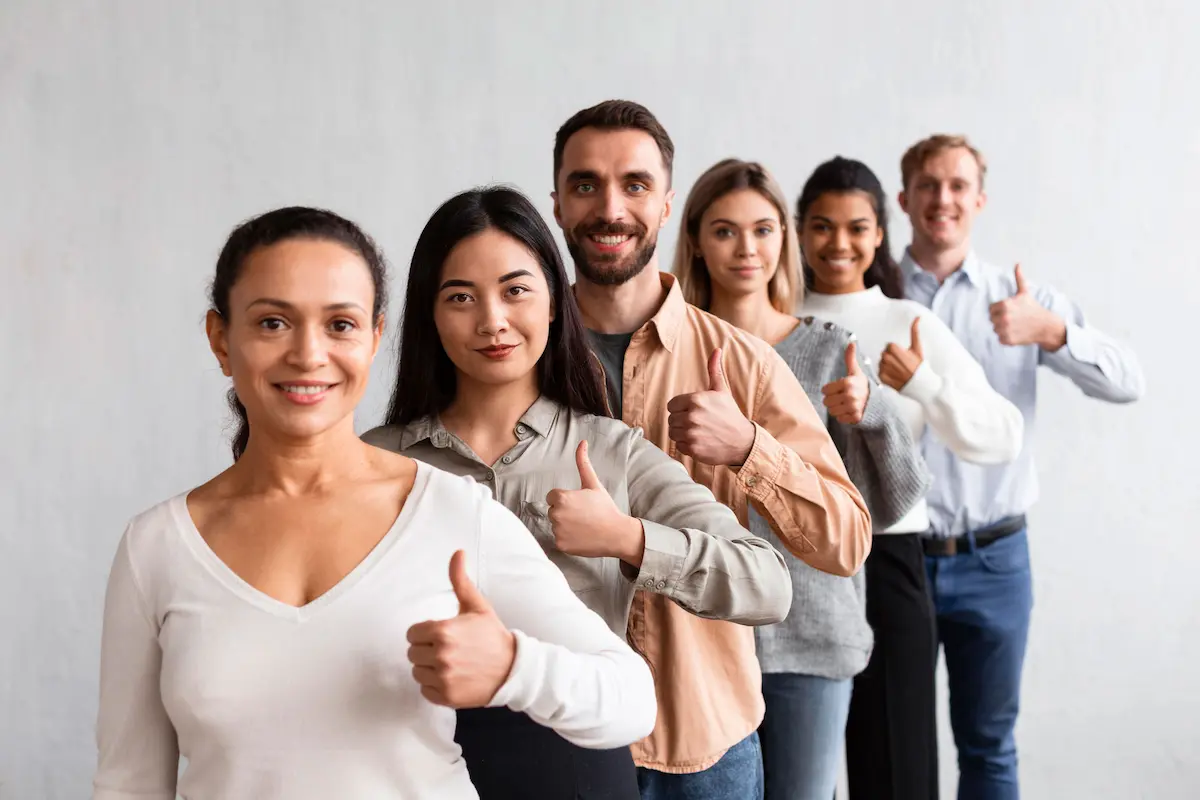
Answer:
[{"left": 897, "top": 134, "right": 1144, "bottom": 800}]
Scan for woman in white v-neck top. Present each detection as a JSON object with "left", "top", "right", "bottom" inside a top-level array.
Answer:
[
  {"left": 92, "top": 207, "right": 655, "bottom": 800},
  {"left": 795, "top": 157, "right": 1022, "bottom": 800}
]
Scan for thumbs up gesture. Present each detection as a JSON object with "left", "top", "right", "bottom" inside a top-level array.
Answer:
[
  {"left": 406, "top": 550, "right": 516, "bottom": 708},
  {"left": 988, "top": 264, "right": 1067, "bottom": 349},
  {"left": 878, "top": 317, "right": 925, "bottom": 391},
  {"left": 821, "top": 340, "right": 871, "bottom": 425},
  {"left": 546, "top": 441, "right": 646, "bottom": 566},
  {"left": 666, "top": 348, "right": 756, "bottom": 466}
]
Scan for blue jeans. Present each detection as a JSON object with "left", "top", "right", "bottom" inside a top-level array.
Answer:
[
  {"left": 759, "top": 673, "right": 853, "bottom": 800},
  {"left": 926, "top": 528, "right": 1033, "bottom": 800},
  {"left": 636, "top": 732, "right": 763, "bottom": 800}
]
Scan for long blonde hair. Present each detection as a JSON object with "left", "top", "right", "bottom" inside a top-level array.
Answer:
[{"left": 673, "top": 158, "right": 800, "bottom": 312}]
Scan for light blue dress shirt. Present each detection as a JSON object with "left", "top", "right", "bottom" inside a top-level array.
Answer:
[{"left": 900, "top": 250, "right": 1145, "bottom": 536}]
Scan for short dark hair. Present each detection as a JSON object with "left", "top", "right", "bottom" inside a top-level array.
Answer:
[
  {"left": 384, "top": 186, "right": 609, "bottom": 426},
  {"left": 796, "top": 157, "right": 904, "bottom": 300},
  {"left": 210, "top": 207, "right": 389, "bottom": 461},
  {"left": 553, "top": 99, "right": 675, "bottom": 186}
]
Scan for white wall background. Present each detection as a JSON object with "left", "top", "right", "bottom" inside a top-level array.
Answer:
[{"left": 2, "top": 1, "right": 1197, "bottom": 797}]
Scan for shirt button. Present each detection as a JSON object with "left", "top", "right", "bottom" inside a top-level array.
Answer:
[
  {"left": 746, "top": 476, "right": 758, "bottom": 487},
  {"left": 643, "top": 579, "right": 655, "bottom": 589},
  {"left": 515, "top": 424, "right": 528, "bottom": 436},
  {"left": 656, "top": 580, "right": 667, "bottom": 590},
  {"left": 484, "top": 471, "right": 495, "bottom": 482},
  {"left": 501, "top": 455, "right": 513, "bottom": 465}
]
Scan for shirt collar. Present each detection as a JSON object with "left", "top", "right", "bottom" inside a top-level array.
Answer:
[
  {"left": 517, "top": 395, "right": 561, "bottom": 437},
  {"left": 573, "top": 271, "right": 685, "bottom": 353},
  {"left": 901, "top": 247, "right": 982, "bottom": 286},
  {"left": 398, "top": 395, "right": 560, "bottom": 451},
  {"left": 644, "top": 272, "right": 686, "bottom": 353}
]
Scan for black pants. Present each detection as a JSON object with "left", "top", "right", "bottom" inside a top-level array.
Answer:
[
  {"left": 844, "top": 534, "right": 939, "bottom": 800},
  {"left": 455, "top": 706, "right": 640, "bottom": 799}
]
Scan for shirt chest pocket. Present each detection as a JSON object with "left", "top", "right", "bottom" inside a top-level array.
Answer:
[{"left": 518, "top": 501, "right": 606, "bottom": 598}]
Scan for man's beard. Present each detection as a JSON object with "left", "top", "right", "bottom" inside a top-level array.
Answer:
[{"left": 566, "top": 221, "right": 658, "bottom": 287}]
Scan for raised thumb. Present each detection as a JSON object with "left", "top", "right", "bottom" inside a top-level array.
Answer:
[
  {"left": 1014, "top": 263, "right": 1028, "bottom": 295},
  {"left": 575, "top": 440, "right": 602, "bottom": 490},
  {"left": 449, "top": 549, "right": 490, "bottom": 615},
  {"left": 910, "top": 316, "right": 923, "bottom": 357},
  {"left": 708, "top": 347, "right": 729, "bottom": 392},
  {"left": 844, "top": 340, "right": 861, "bottom": 375}
]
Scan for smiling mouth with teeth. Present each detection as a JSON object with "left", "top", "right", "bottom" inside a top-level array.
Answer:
[
  {"left": 590, "top": 234, "right": 633, "bottom": 246},
  {"left": 278, "top": 384, "right": 332, "bottom": 395}
]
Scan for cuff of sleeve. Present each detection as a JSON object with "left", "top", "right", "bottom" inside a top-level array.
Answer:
[
  {"left": 733, "top": 423, "right": 783, "bottom": 503},
  {"left": 486, "top": 629, "right": 534, "bottom": 711},
  {"left": 856, "top": 382, "right": 892, "bottom": 431},
  {"left": 1054, "top": 321, "right": 1097, "bottom": 365},
  {"left": 624, "top": 520, "right": 688, "bottom": 594},
  {"left": 900, "top": 361, "right": 944, "bottom": 404}
]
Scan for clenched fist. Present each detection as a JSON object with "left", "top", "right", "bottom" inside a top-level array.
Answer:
[
  {"left": 822, "top": 340, "right": 870, "bottom": 425},
  {"left": 989, "top": 264, "right": 1067, "bottom": 350},
  {"left": 879, "top": 317, "right": 924, "bottom": 391},
  {"left": 406, "top": 551, "right": 516, "bottom": 709},
  {"left": 666, "top": 348, "right": 756, "bottom": 467},
  {"left": 546, "top": 441, "right": 645, "bottom": 566}
]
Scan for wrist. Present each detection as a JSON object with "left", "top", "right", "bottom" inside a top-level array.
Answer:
[
  {"left": 1039, "top": 315, "right": 1068, "bottom": 351},
  {"left": 619, "top": 517, "right": 646, "bottom": 567},
  {"left": 498, "top": 629, "right": 518, "bottom": 685},
  {"left": 732, "top": 419, "right": 756, "bottom": 466}
]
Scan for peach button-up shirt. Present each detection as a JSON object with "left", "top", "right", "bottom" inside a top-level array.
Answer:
[{"left": 596, "top": 273, "right": 872, "bottom": 773}]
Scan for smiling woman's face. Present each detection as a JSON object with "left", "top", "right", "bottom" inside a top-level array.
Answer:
[
  {"left": 799, "top": 190, "right": 884, "bottom": 294},
  {"left": 207, "top": 237, "right": 383, "bottom": 447},
  {"left": 432, "top": 227, "right": 554, "bottom": 391},
  {"left": 695, "top": 188, "right": 785, "bottom": 302}
]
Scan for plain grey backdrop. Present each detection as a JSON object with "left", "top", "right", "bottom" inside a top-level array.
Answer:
[{"left": 2, "top": 1, "right": 1197, "bottom": 798}]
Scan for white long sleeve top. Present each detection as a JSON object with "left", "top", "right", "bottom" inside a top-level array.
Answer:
[
  {"left": 802, "top": 286, "right": 1024, "bottom": 533},
  {"left": 92, "top": 461, "right": 656, "bottom": 800}
]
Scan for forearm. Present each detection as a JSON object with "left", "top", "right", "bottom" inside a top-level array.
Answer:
[
  {"left": 1040, "top": 322, "right": 1145, "bottom": 403},
  {"left": 488, "top": 630, "right": 656, "bottom": 749},
  {"left": 737, "top": 422, "right": 871, "bottom": 576},
  {"left": 627, "top": 519, "right": 791, "bottom": 625},
  {"left": 903, "top": 362, "right": 1024, "bottom": 465},
  {"left": 482, "top": 503, "right": 658, "bottom": 749}
]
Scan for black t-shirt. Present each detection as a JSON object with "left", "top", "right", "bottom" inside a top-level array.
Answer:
[{"left": 587, "top": 330, "right": 634, "bottom": 418}]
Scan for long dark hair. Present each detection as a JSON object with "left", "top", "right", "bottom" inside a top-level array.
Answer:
[
  {"left": 210, "top": 206, "right": 389, "bottom": 460},
  {"left": 795, "top": 157, "right": 905, "bottom": 299},
  {"left": 384, "top": 186, "right": 608, "bottom": 425}
]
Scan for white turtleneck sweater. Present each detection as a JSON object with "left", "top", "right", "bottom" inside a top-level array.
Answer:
[{"left": 802, "top": 286, "right": 1023, "bottom": 533}]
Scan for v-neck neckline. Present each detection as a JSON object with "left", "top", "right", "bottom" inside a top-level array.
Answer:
[{"left": 170, "top": 461, "right": 431, "bottom": 622}]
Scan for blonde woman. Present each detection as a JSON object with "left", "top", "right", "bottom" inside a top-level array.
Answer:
[{"left": 673, "top": 158, "right": 929, "bottom": 800}]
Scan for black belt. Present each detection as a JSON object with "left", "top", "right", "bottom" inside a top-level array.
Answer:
[{"left": 921, "top": 515, "right": 1025, "bottom": 557}]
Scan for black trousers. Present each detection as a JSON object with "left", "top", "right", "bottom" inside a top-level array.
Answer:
[
  {"left": 844, "top": 533, "right": 939, "bottom": 800},
  {"left": 455, "top": 706, "right": 640, "bottom": 799}
]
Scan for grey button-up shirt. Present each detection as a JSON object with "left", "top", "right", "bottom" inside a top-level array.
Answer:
[{"left": 362, "top": 397, "right": 792, "bottom": 637}]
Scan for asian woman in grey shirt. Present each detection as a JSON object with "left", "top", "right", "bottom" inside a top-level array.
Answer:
[
  {"left": 362, "top": 186, "right": 791, "bottom": 800},
  {"left": 673, "top": 159, "right": 931, "bottom": 800}
]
